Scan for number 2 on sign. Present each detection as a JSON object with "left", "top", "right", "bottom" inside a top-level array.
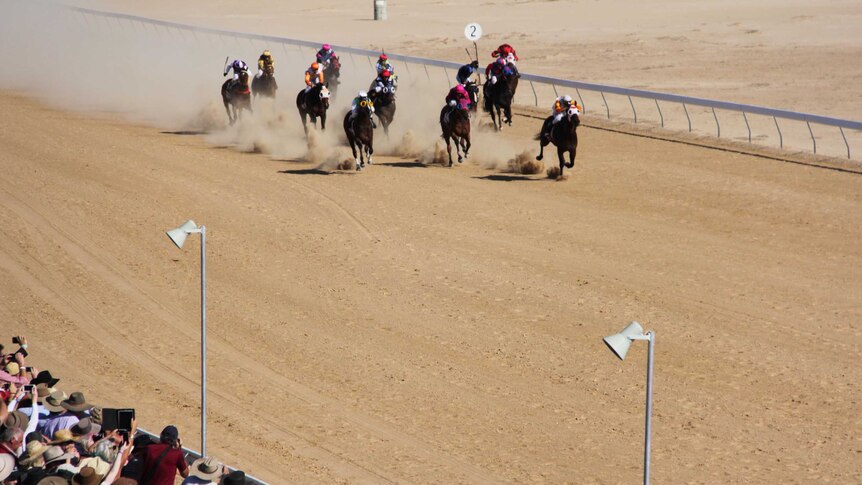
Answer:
[{"left": 464, "top": 23, "right": 483, "bottom": 42}]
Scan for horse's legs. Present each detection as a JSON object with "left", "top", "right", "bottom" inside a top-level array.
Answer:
[
  {"left": 453, "top": 135, "right": 464, "bottom": 164},
  {"left": 557, "top": 145, "right": 567, "bottom": 178},
  {"left": 300, "top": 112, "right": 308, "bottom": 135},
  {"left": 504, "top": 104, "right": 513, "bottom": 126},
  {"left": 444, "top": 134, "right": 453, "bottom": 167},
  {"left": 366, "top": 141, "right": 373, "bottom": 165},
  {"left": 321, "top": 113, "right": 327, "bottom": 132},
  {"left": 566, "top": 146, "right": 576, "bottom": 168},
  {"left": 348, "top": 136, "right": 359, "bottom": 169},
  {"left": 224, "top": 101, "right": 234, "bottom": 125},
  {"left": 496, "top": 105, "right": 503, "bottom": 131},
  {"left": 537, "top": 136, "right": 548, "bottom": 161},
  {"left": 460, "top": 134, "right": 470, "bottom": 160}
]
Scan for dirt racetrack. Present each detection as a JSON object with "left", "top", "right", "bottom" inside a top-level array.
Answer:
[{"left": 2, "top": 89, "right": 861, "bottom": 483}]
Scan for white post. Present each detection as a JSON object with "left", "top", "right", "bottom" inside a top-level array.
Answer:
[
  {"left": 374, "top": 0, "right": 387, "bottom": 20},
  {"left": 200, "top": 226, "right": 207, "bottom": 458},
  {"left": 643, "top": 331, "right": 654, "bottom": 485}
]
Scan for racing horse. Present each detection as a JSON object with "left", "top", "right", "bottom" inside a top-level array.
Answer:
[
  {"left": 251, "top": 64, "right": 277, "bottom": 100},
  {"left": 221, "top": 71, "right": 252, "bottom": 125},
  {"left": 343, "top": 101, "right": 374, "bottom": 171},
  {"left": 483, "top": 71, "right": 518, "bottom": 131},
  {"left": 536, "top": 105, "right": 580, "bottom": 177},
  {"left": 369, "top": 85, "right": 396, "bottom": 137},
  {"left": 296, "top": 83, "right": 331, "bottom": 135},
  {"left": 323, "top": 57, "right": 341, "bottom": 99},
  {"left": 439, "top": 104, "right": 471, "bottom": 167}
]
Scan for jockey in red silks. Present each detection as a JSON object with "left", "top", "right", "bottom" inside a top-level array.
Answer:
[
  {"left": 491, "top": 43, "right": 519, "bottom": 63},
  {"left": 445, "top": 84, "right": 471, "bottom": 111}
]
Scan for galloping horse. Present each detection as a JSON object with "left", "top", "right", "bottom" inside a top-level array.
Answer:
[
  {"left": 465, "top": 81, "right": 480, "bottom": 113},
  {"left": 251, "top": 64, "right": 277, "bottom": 100},
  {"left": 536, "top": 106, "right": 580, "bottom": 177},
  {"left": 323, "top": 57, "right": 341, "bottom": 99},
  {"left": 370, "top": 87, "right": 396, "bottom": 137},
  {"left": 296, "top": 83, "right": 331, "bottom": 135},
  {"left": 221, "top": 71, "right": 252, "bottom": 125},
  {"left": 343, "top": 102, "right": 374, "bottom": 171},
  {"left": 483, "top": 73, "right": 517, "bottom": 131},
  {"left": 439, "top": 105, "right": 471, "bottom": 167}
]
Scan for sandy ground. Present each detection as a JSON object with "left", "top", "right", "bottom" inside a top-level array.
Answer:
[{"left": 1, "top": 1, "right": 862, "bottom": 484}]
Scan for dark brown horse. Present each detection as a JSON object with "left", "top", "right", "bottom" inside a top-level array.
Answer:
[
  {"left": 439, "top": 104, "right": 471, "bottom": 167},
  {"left": 483, "top": 72, "right": 517, "bottom": 131},
  {"left": 323, "top": 57, "right": 341, "bottom": 99},
  {"left": 369, "top": 86, "right": 396, "bottom": 137},
  {"left": 221, "top": 71, "right": 252, "bottom": 125},
  {"left": 343, "top": 102, "right": 374, "bottom": 171},
  {"left": 536, "top": 107, "right": 580, "bottom": 177},
  {"left": 296, "top": 83, "right": 331, "bottom": 135},
  {"left": 251, "top": 64, "right": 277, "bottom": 99}
]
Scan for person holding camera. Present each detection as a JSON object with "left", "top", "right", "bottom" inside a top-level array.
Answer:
[{"left": 139, "top": 425, "right": 188, "bottom": 485}]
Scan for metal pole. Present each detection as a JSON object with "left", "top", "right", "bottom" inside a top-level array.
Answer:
[
  {"left": 529, "top": 81, "right": 538, "bottom": 107},
  {"left": 644, "top": 331, "right": 654, "bottom": 485},
  {"left": 774, "top": 116, "right": 783, "bottom": 149},
  {"left": 654, "top": 99, "right": 664, "bottom": 127},
  {"left": 200, "top": 226, "right": 207, "bottom": 458},
  {"left": 374, "top": 0, "right": 387, "bottom": 20},
  {"left": 628, "top": 95, "right": 637, "bottom": 124},
  {"left": 712, "top": 107, "right": 720, "bottom": 138},
  {"left": 806, "top": 121, "right": 816, "bottom": 154},
  {"left": 600, "top": 92, "right": 610, "bottom": 119},
  {"left": 743, "top": 112, "right": 751, "bottom": 143},
  {"left": 683, "top": 103, "right": 692, "bottom": 132},
  {"left": 840, "top": 127, "right": 850, "bottom": 159}
]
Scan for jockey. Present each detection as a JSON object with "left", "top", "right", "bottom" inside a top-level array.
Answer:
[
  {"left": 316, "top": 43, "right": 337, "bottom": 67},
  {"left": 304, "top": 62, "right": 324, "bottom": 92},
  {"left": 485, "top": 57, "right": 513, "bottom": 85},
  {"left": 369, "top": 70, "right": 396, "bottom": 96},
  {"left": 256, "top": 50, "right": 274, "bottom": 78},
  {"left": 350, "top": 91, "right": 377, "bottom": 128},
  {"left": 375, "top": 53, "right": 395, "bottom": 76},
  {"left": 552, "top": 95, "right": 581, "bottom": 124},
  {"left": 456, "top": 60, "right": 480, "bottom": 86},
  {"left": 491, "top": 43, "right": 519, "bottom": 63},
  {"left": 224, "top": 59, "right": 249, "bottom": 81},
  {"left": 445, "top": 84, "right": 471, "bottom": 111}
]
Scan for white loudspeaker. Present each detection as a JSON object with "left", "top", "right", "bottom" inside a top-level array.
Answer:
[
  {"left": 603, "top": 321, "right": 645, "bottom": 360},
  {"left": 166, "top": 220, "right": 198, "bottom": 249}
]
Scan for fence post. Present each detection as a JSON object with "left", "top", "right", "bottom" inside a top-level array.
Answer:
[
  {"left": 575, "top": 88, "right": 585, "bottom": 114},
  {"left": 529, "top": 81, "right": 538, "bottom": 107},
  {"left": 628, "top": 95, "right": 637, "bottom": 124},
  {"left": 840, "top": 127, "right": 850, "bottom": 159},
  {"left": 443, "top": 67, "right": 452, "bottom": 88},
  {"left": 806, "top": 121, "right": 816, "bottom": 154},
  {"left": 423, "top": 64, "right": 431, "bottom": 81},
  {"left": 773, "top": 116, "right": 783, "bottom": 149},
  {"left": 552, "top": 84, "right": 558, "bottom": 98},
  {"left": 682, "top": 103, "right": 692, "bottom": 132},
  {"left": 712, "top": 107, "right": 720, "bottom": 138},
  {"left": 742, "top": 112, "right": 751, "bottom": 143},
  {"left": 600, "top": 92, "right": 610, "bottom": 119},
  {"left": 654, "top": 99, "right": 664, "bottom": 127}
]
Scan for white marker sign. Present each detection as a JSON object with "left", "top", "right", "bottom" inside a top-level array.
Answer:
[{"left": 464, "top": 23, "right": 483, "bottom": 42}]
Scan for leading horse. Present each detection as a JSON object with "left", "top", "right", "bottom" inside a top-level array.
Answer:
[
  {"left": 221, "top": 71, "right": 252, "bottom": 125},
  {"left": 343, "top": 102, "right": 375, "bottom": 171},
  {"left": 439, "top": 104, "right": 471, "bottom": 167},
  {"left": 483, "top": 72, "right": 518, "bottom": 131},
  {"left": 251, "top": 64, "right": 277, "bottom": 100},
  {"left": 296, "top": 83, "right": 331, "bottom": 135},
  {"left": 536, "top": 107, "right": 580, "bottom": 177}
]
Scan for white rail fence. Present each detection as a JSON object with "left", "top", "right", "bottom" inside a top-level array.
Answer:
[{"left": 59, "top": 5, "right": 862, "bottom": 162}]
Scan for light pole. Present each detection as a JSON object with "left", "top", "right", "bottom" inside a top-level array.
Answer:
[
  {"left": 603, "top": 321, "right": 655, "bottom": 485},
  {"left": 166, "top": 220, "right": 207, "bottom": 457}
]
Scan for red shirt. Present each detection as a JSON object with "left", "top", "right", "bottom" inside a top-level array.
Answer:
[{"left": 141, "top": 443, "right": 188, "bottom": 485}]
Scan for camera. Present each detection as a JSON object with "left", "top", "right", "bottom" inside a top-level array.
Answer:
[
  {"left": 22, "top": 384, "right": 34, "bottom": 392},
  {"left": 11, "top": 337, "right": 19, "bottom": 345},
  {"left": 102, "top": 408, "right": 136, "bottom": 431}
]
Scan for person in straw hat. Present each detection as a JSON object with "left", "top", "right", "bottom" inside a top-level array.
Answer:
[
  {"left": 39, "top": 391, "right": 90, "bottom": 440},
  {"left": 182, "top": 456, "right": 225, "bottom": 484},
  {"left": 72, "top": 465, "right": 101, "bottom": 485}
]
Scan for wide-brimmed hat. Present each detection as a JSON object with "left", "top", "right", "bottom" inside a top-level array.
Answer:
[
  {"left": 31, "top": 370, "right": 60, "bottom": 388},
  {"left": 4, "top": 362, "right": 19, "bottom": 375},
  {"left": 0, "top": 453, "right": 14, "bottom": 481},
  {"left": 61, "top": 392, "right": 93, "bottom": 412},
  {"left": 220, "top": 470, "right": 246, "bottom": 485},
  {"left": 37, "top": 477, "right": 69, "bottom": 485},
  {"left": 5, "top": 410, "right": 30, "bottom": 431},
  {"left": 89, "top": 407, "right": 102, "bottom": 425},
  {"left": 51, "top": 429, "right": 76, "bottom": 445},
  {"left": 43, "top": 445, "right": 76, "bottom": 466},
  {"left": 190, "top": 456, "right": 224, "bottom": 480},
  {"left": 19, "top": 440, "right": 50, "bottom": 466},
  {"left": 44, "top": 390, "right": 68, "bottom": 413},
  {"left": 72, "top": 466, "right": 101, "bottom": 485},
  {"left": 71, "top": 417, "right": 97, "bottom": 437}
]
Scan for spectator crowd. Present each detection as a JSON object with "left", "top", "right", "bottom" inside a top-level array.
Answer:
[{"left": 1, "top": 336, "right": 248, "bottom": 485}]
